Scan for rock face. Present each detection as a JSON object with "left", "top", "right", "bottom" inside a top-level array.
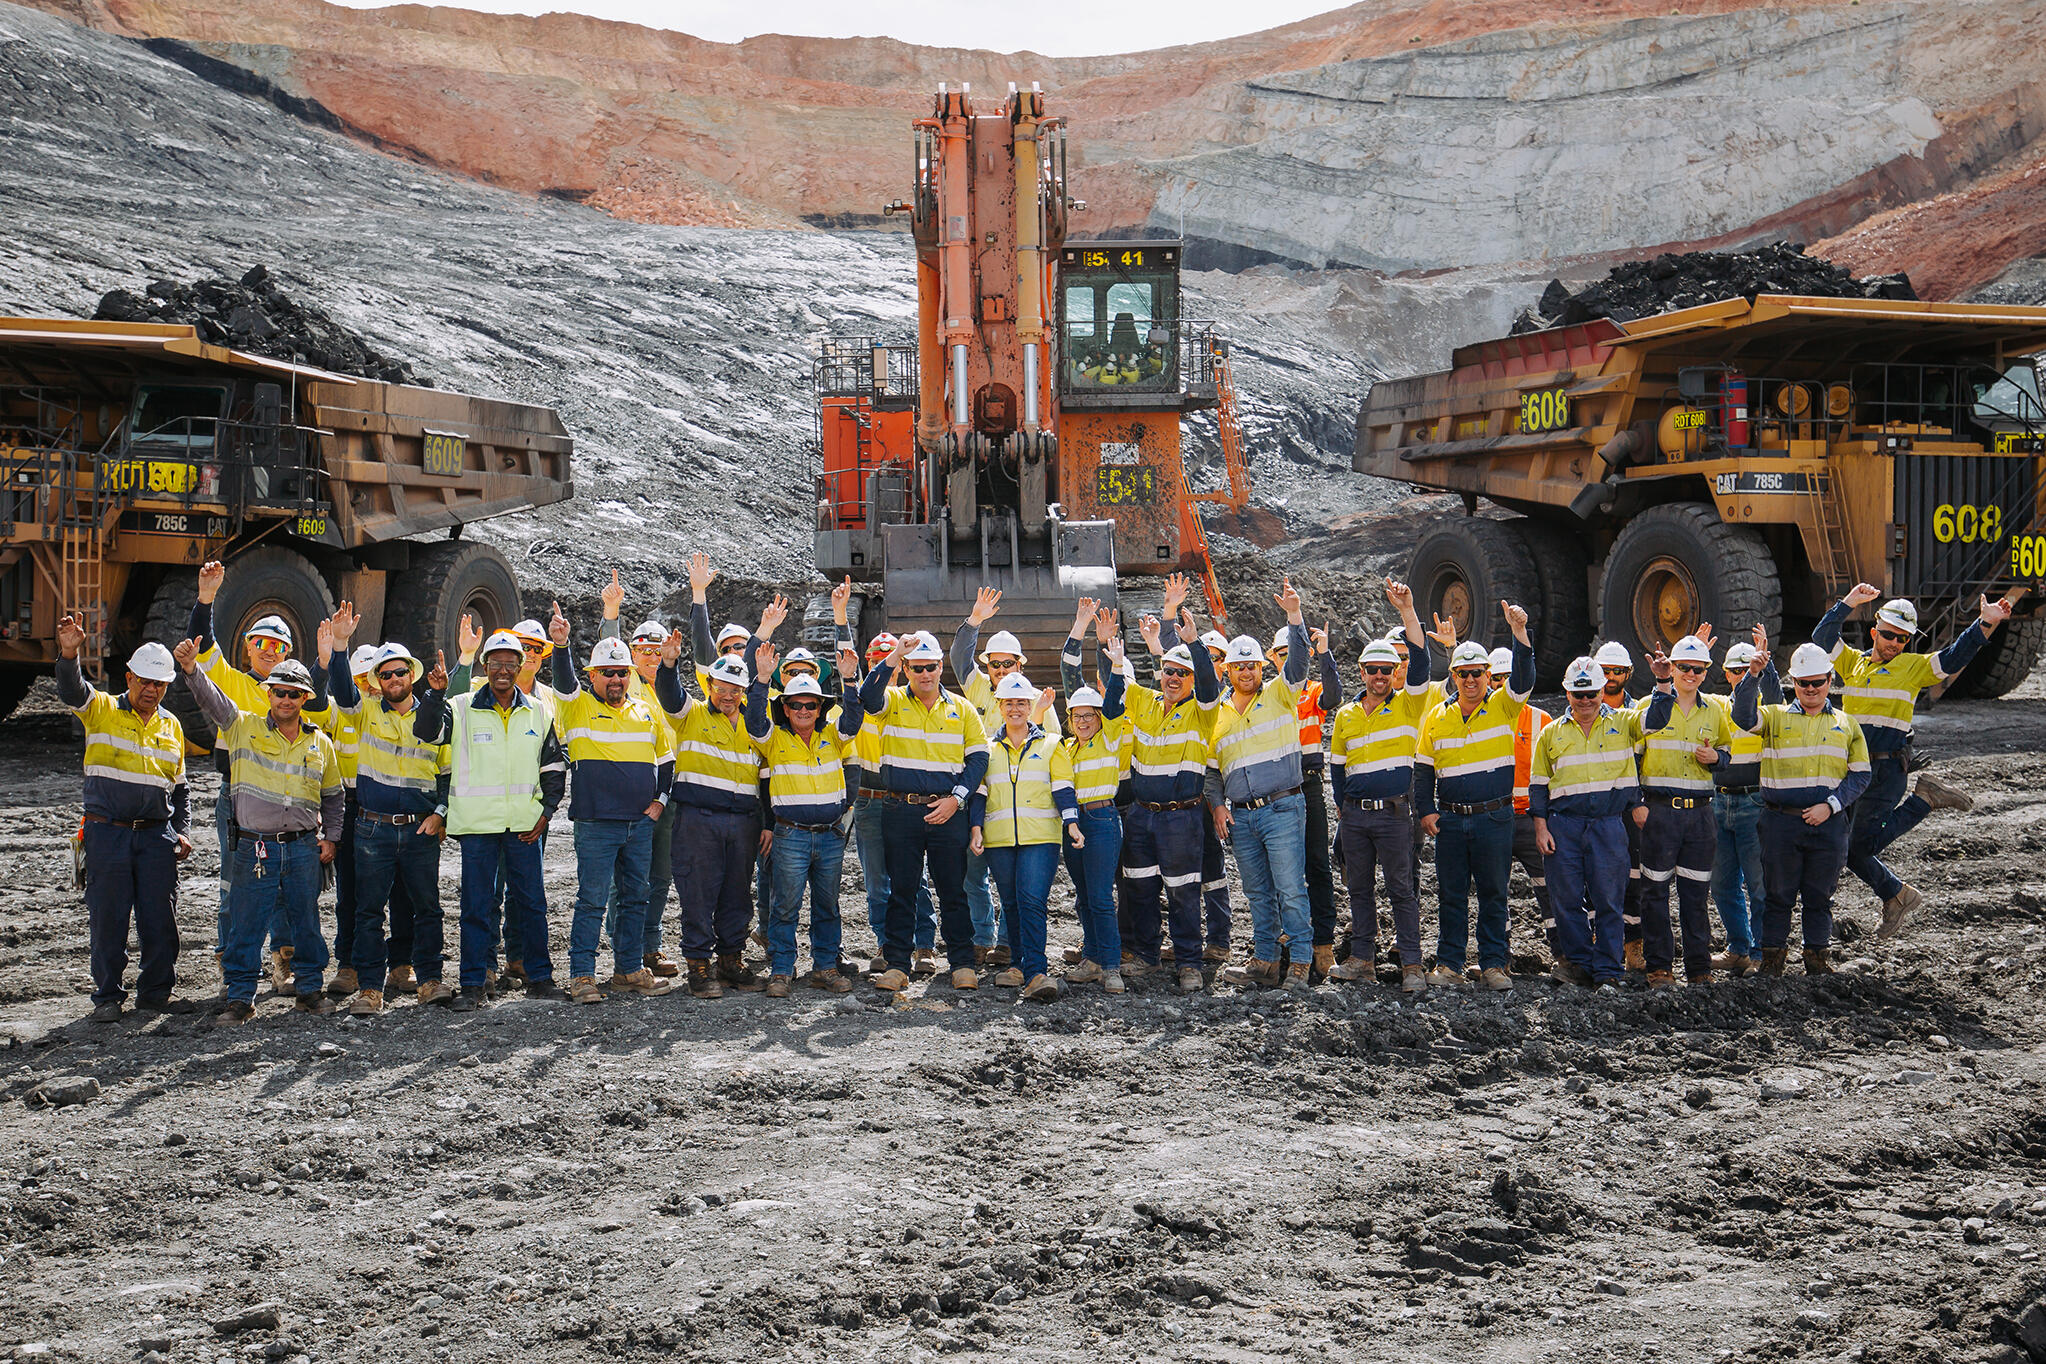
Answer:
[{"left": 22, "top": 0, "right": 2046, "bottom": 287}]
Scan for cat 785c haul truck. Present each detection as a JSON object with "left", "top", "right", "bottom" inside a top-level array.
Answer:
[
  {"left": 0, "top": 316, "right": 572, "bottom": 736},
  {"left": 1354, "top": 294, "right": 2046, "bottom": 695}
]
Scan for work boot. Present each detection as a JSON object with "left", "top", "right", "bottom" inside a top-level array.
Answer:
[
  {"left": 135, "top": 994, "right": 197, "bottom": 1014},
  {"left": 687, "top": 960, "right": 723, "bottom": 999},
  {"left": 1912, "top": 774, "right": 1973, "bottom": 813},
  {"left": 749, "top": 929, "right": 769, "bottom": 955},
  {"left": 1280, "top": 962, "right": 1312, "bottom": 994},
  {"left": 984, "top": 945, "right": 1012, "bottom": 968},
  {"left": 974, "top": 945, "right": 993, "bottom": 968},
  {"left": 607, "top": 969, "right": 675, "bottom": 997},
  {"left": 911, "top": 949, "right": 939, "bottom": 978},
  {"left": 1759, "top": 948, "right": 1789, "bottom": 977},
  {"left": 295, "top": 991, "right": 336, "bottom": 1015},
  {"left": 993, "top": 967, "right": 1026, "bottom": 988},
  {"left": 348, "top": 988, "right": 384, "bottom": 1017},
  {"left": 1645, "top": 970, "right": 1675, "bottom": 990},
  {"left": 1223, "top": 958, "right": 1279, "bottom": 988},
  {"left": 1119, "top": 953, "right": 1150, "bottom": 980},
  {"left": 1066, "top": 959, "right": 1104, "bottom": 985},
  {"left": 1710, "top": 951, "right": 1755, "bottom": 977},
  {"left": 568, "top": 975, "right": 605, "bottom": 1005},
  {"left": 1425, "top": 964, "right": 1463, "bottom": 989},
  {"left": 1176, "top": 966, "right": 1203, "bottom": 995},
  {"left": 1103, "top": 970, "right": 1127, "bottom": 995},
  {"left": 501, "top": 959, "right": 528, "bottom": 988},
  {"left": 1802, "top": 947, "right": 1835, "bottom": 976},
  {"left": 1482, "top": 967, "right": 1513, "bottom": 993},
  {"left": 483, "top": 967, "right": 499, "bottom": 997},
  {"left": 1550, "top": 959, "right": 1592, "bottom": 988},
  {"left": 417, "top": 979, "right": 454, "bottom": 1007},
  {"left": 873, "top": 968, "right": 909, "bottom": 994},
  {"left": 1202, "top": 945, "right": 1229, "bottom": 965},
  {"left": 1622, "top": 940, "right": 1645, "bottom": 973},
  {"left": 524, "top": 978, "right": 570, "bottom": 1001},
  {"left": 643, "top": 952, "right": 681, "bottom": 979},
  {"left": 804, "top": 968, "right": 853, "bottom": 994},
  {"left": 1402, "top": 966, "right": 1428, "bottom": 994},
  {"left": 268, "top": 945, "right": 294, "bottom": 993},
  {"left": 1327, "top": 956, "right": 1373, "bottom": 983},
  {"left": 1159, "top": 942, "right": 1176, "bottom": 963},
  {"left": 867, "top": 953, "right": 889, "bottom": 976},
  {"left": 1062, "top": 946, "right": 1085, "bottom": 966},
  {"left": 325, "top": 967, "right": 359, "bottom": 998},
  {"left": 1023, "top": 973, "right": 1060, "bottom": 1002},
  {"left": 764, "top": 974, "right": 792, "bottom": 999},
  {"left": 89, "top": 1000, "right": 121, "bottom": 1024},
  {"left": 213, "top": 999, "right": 254, "bottom": 1026},
  {"left": 950, "top": 966, "right": 980, "bottom": 991},
  {"left": 717, "top": 954, "right": 764, "bottom": 992},
  {"left": 1880, "top": 884, "right": 1923, "bottom": 940},
  {"left": 1311, "top": 944, "right": 1336, "bottom": 983},
  {"left": 1687, "top": 968, "right": 1716, "bottom": 986},
  {"left": 451, "top": 986, "right": 486, "bottom": 1012},
  {"left": 384, "top": 964, "right": 414, "bottom": 994}
]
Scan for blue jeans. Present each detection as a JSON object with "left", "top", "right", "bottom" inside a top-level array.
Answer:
[
  {"left": 768, "top": 824, "right": 848, "bottom": 976},
  {"left": 966, "top": 847, "right": 999, "bottom": 948},
  {"left": 216, "top": 787, "right": 288, "bottom": 956},
  {"left": 607, "top": 800, "right": 674, "bottom": 960},
  {"left": 1063, "top": 805, "right": 1123, "bottom": 967},
  {"left": 457, "top": 832, "right": 552, "bottom": 988},
  {"left": 1434, "top": 806, "right": 1514, "bottom": 972},
  {"left": 1229, "top": 791, "right": 1311, "bottom": 964},
  {"left": 986, "top": 841, "right": 1059, "bottom": 981},
  {"left": 352, "top": 816, "right": 444, "bottom": 982},
  {"left": 855, "top": 795, "right": 934, "bottom": 951},
  {"left": 571, "top": 818, "right": 653, "bottom": 980},
  {"left": 83, "top": 820, "right": 179, "bottom": 1004},
  {"left": 1846, "top": 753, "right": 1926, "bottom": 902},
  {"left": 1545, "top": 812, "right": 1629, "bottom": 982},
  {"left": 222, "top": 835, "right": 325, "bottom": 1002},
  {"left": 1711, "top": 791, "right": 1764, "bottom": 959}
]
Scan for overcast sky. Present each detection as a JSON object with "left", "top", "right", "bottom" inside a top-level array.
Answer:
[{"left": 329, "top": 0, "right": 1337, "bottom": 56}]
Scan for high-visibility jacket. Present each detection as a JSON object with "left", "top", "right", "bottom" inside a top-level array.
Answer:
[
  {"left": 1509, "top": 701, "right": 1551, "bottom": 813},
  {"left": 1122, "top": 681, "right": 1216, "bottom": 805},
  {"left": 1328, "top": 684, "right": 1434, "bottom": 804},
  {"left": 1731, "top": 674, "right": 1873, "bottom": 811},
  {"left": 348, "top": 696, "right": 448, "bottom": 816},
  {"left": 56, "top": 658, "right": 190, "bottom": 835},
  {"left": 1812, "top": 600, "right": 1986, "bottom": 756},
  {"left": 549, "top": 643, "right": 674, "bottom": 821},
  {"left": 436, "top": 687, "right": 566, "bottom": 837},
  {"left": 1295, "top": 680, "right": 1327, "bottom": 769},
  {"left": 973, "top": 726, "right": 1078, "bottom": 847},
  {"left": 1208, "top": 635, "right": 1316, "bottom": 805},
  {"left": 1706, "top": 689, "right": 1766, "bottom": 790},
  {"left": 856, "top": 664, "right": 990, "bottom": 800},
  {"left": 1639, "top": 688, "right": 1734, "bottom": 796},
  {"left": 1528, "top": 706, "right": 1647, "bottom": 819},
  {"left": 186, "top": 668, "right": 343, "bottom": 838},
  {"left": 1414, "top": 640, "right": 1535, "bottom": 815},
  {"left": 746, "top": 672, "right": 862, "bottom": 826},
  {"left": 951, "top": 621, "right": 1061, "bottom": 741},
  {"left": 654, "top": 662, "right": 763, "bottom": 813},
  {"left": 1062, "top": 717, "right": 1126, "bottom": 805}
]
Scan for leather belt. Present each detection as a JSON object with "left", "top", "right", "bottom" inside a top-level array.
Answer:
[
  {"left": 233, "top": 827, "right": 314, "bottom": 845},
  {"left": 1235, "top": 785, "right": 1303, "bottom": 811},
  {"left": 1717, "top": 785, "right": 1759, "bottom": 795},
  {"left": 358, "top": 809, "right": 424, "bottom": 826},
  {"left": 1079, "top": 799, "right": 1117, "bottom": 812},
  {"left": 1440, "top": 797, "right": 1511, "bottom": 815},
  {"left": 1345, "top": 798, "right": 1403, "bottom": 812},
  {"left": 1646, "top": 794, "right": 1707, "bottom": 810},
  {"left": 1135, "top": 798, "right": 1203, "bottom": 812},
  {"left": 876, "top": 790, "right": 940, "bottom": 805},
  {"left": 776, "top": 818, "right": 837, "bottom": 833},
  {"left": 83, "top": 813, "right": 168, "bottom": 829}
]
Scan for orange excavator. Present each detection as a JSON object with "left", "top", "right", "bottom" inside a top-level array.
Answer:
[{"left": 810, "top": 81, "right": 1252, "bottom": 664}]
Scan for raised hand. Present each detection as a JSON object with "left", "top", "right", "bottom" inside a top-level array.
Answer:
[
  {"left": 758, "top": 594, "right": 790, "bottom": 639},
  {"left": 427, "top": 650, "right": 448, "bottom": 691},
  {"left": 1275, "top": 576, "right": 1303, "bottom": 621},
  {"left": 316, "top": 619, "right": 334, "bottom": 662},
  {"left": 1646, "top": 649, "right": 1671, "bottom": 681},
  {"left": 196, "top": 560, "right": 225, "bottom": 605},
  {"left": 968, "top": 585, "right": 1002, "bottom": 626},
  {"left": 1981, "top": 593, "right": 2016, "bottom": 631},
  {"left": 1427, "top": 613, "right": 1457, "bottom": 650},
  {"left": 1691, "top": 620, "right": 1716, "bottom": 650},
  {"left": 1844, "top": 583, "right": 1881, "bottom": 609},
  {"left": 1094, "top": 606, "right": 1120, "bottom": 642},
  {"left": 688, "top": 550, "right": 715, "bottom": 601},
  {"left": 1031, "top": 686, "right": 1055, "bottom": 722},
  {"left": 1501, "top": 600, "right": 1529, "bottom": 634},
  {"left": 755, "top": 641, "right": 779, "bottom": 677},
  {"left": 600, "top": 568, "right": 626, "bottom": 619},
  {"left": 173, "top": 637, "right": 200, "bottom": 674},
  {"left": 328, "top": 600, "right": 359, "bottom": 648},
  {"left": 1177, "top": 607, "right": 1200, "bottom": 642},
  {"left": 661, "top": 627, "right": 686, "bottom": 668},
  {"left": 1384, "top": 578, "right": 1413, "bottom": 613},
  {"left": 55, "top": 613, "right": 85, "bottom": 659},
  {"left": 1747, "top": 623, "right": 1769, "bottom": 677},
  {"left": 458, "top": 613, "right": 483, "bottom": 659},
  {"left": 887, "top": 633, "right": 910, "bottom": 666},
  {"left": 1104, "top": 635, "right": 1127, "bottom": 667},
  {"left": 548, "top": 601, "right": 570, "bottom": 647},
  {"left": 1161, "top": 572, "right": 1189, "bottom": 620},
  {"left": 1137, "top": 614, "right": 1164, "bottom": 654},
  {"left": 1071, "top": 595, "right": 1097, "bottom": 637},
  {"left": 1309, "top": 625, "right": 1329, "bottom": 655},
  {"left": 831, "top": 576, "right": 853, "bottom": 625}
]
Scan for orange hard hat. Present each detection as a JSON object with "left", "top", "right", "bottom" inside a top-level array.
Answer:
[{"left": 866, "top": 632, "right": 899, "bottom": 664}]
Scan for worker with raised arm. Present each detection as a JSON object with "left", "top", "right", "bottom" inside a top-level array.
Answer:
[
  {"left": 971, "top": 673, "right": 1079, "bottom": 1003},
  {"left": 1708, "top": 635, "right": 1770, "bottom": 976},
  {"left": 850, "top": 631, "right": 940, "bottom": 974},
  {"left": 656, "top": 570, "right": 771, "bottom": 999},
  {"left": 1266, "top": 617, "right": 1344, "bottom": 981},
  {"left": 548, "top": 602, "right": 677, "bottom": 1005},
  {"left": 685, "top": 549, "right": 764, "bottom": 692},
  {"left": 952, "top": 585, "right": 1061, "bottom": 969},
  {"left": 1412, "top": 601, "right": 1535, "bottom": 991},
  {"left": 316, "top": 642, "right": 388, "bottom": 999},
  {"left": 1733, "top": 624, "right": 1872, "bottom": 976},
  {"left": 593, "top": 569, "right": 682, "bottom": 980},
  {"left": 744, "top": 621, "right": 862, "bottom": 999},
  {"left": 1488, "top": 645, "right": 1556, "bottom": 956},
  {"left": 1057, "top": 598, "right": 1129, "bottom": 993},
  {"left": 1812, "top": 582, "right": 2007, "bottom": 936},
  {"left": 325, "top": 603, "right": 454, "bottom": 1015},
  {"left": 858, "top": 629, "right": 990, "bottom": 994},
  {"left": 1530, "top": 656, "right": 1647, "bottom": 990},
  {"left": 1208, "top": 578, "right": 1334, "bottom": 994},
  {"left": 1146, "top": 575, "right": 1225, "bottom": 968},
  {"left": 175, "top": 636, "right": 342, "bottom": 1023},
  {"left": 1640, "top": 636, "right": 1734, "bottom": 985},
  {"left": 1324, "top": 579, "right": 1431, "bottom": 992},
  {"left": 57, "top": 615, "right": 195, "bottom": 1022}
]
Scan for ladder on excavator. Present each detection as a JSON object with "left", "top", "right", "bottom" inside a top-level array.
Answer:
[
  {"left": 53, "top": 446, "right": 110, "bottom": 679},
  {"left": 1797, "top": 469, "right": 1857, "bottom": 603},
  {"left": 1177, "top": 341, "right": 1254, "bottom": 627}
]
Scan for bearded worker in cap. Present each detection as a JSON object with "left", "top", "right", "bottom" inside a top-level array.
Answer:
[
  {"left": 1811, "top": 583, "right": 2009, "bottom": 937},
  {"left": 57, "top": 614, "right": 197, "bottom": 1023}
]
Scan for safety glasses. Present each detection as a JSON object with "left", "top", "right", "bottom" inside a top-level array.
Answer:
[
  {"left": 906, "top": 663, "right": 940, "bottom": 675},
  {"left": 268, "top": 688, "right": 309, "bottom": 702},
  {"left": 1873, "top": 628, "right": 1909, "bottom": 644},
  {"left": 1793, "top": 677, "right": 1829, "bottom": 689},
  {"left": 1452, "top": 668, "right": 1489, "bottom": 681},
  {"left": 520, "top": 642, "right": 547, "bottom": 656},
  {"left": 1673, "top": 662, "right": 1707, "bottom": 675},
  {"left": 1601, "top": 666, "right": 1632, "bottom": 678},
  {"left": 593, "top": 667, "right": 631, "bottom": 680},
  {"left": 1161, "top": 666, "right": 1193, "bottom": 680},
  {"left": 629, "top": 642, "right": 663, "bottom": 654},
  {"left": 247, "top": 638, "right": 288, "bottom": 655},
  {"left": 1361, "top": 665, "right": 1395, "bottom": 677},
  {"left": 1565, "top": 690, "right": 1601, "bottom": 700},
  {"left": 985, "top": 658, "right": 1021, "bottom": 673},
  {"left": 375, "top": 667, "right": 411, "bottom": 682},
  {"left": 783, "top": 699, "right": 822, "bottom": 712}
]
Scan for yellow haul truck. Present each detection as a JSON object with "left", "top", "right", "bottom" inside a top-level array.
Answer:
[
  {"left": 0, "top": 317, "right": 573, "bottom": 734},
  {"left": 1353, "top": 295, "right": 2046, "bottom": 695}
]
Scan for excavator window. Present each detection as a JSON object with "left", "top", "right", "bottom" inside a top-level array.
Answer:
[
  {"left": 1062, "top": 279, "right": 1173, "bottom": 389},
  {"left": 128, "top": 383, "right": 228, "bottom": 453},
  {"left": 1974, "top": 362, "right": 2045, "bottom": 427}
]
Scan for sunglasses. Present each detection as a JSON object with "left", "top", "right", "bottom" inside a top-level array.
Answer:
[
  {"left": 1673, "top": 662, "right": 1707, "bottom": 674},
  {"left": 268, "top": 689, "right": 308, "bottom": 702},
  {"left": 248, "top": 638, "right": 288, "bottom": 653},
  {"left": 986, "top": 658, "right": 1021, "bottom": 671},
  {"left": 1566, "top": 690, "right": 1601, "bottom": 699},
  {"left": 720, "top": 643, "right": 746, "bottom": 656},
  {"left": 1162, "top": 666, "right": 1193, "bottom": 680},
  {"left": 630, "top": 642, "right": 663, "bottom": 653},
  {"left": 906, "top": 663, "right": 940, "bottom": 675},
  {"left": 376, "top": 667, "right": 411, "bottom": 681},
  {"left": 1361, "top": 665, "right": 1395, "bottom": 676},
  {"left": 782, "top": 664, "right": 819, "bottom": 677},
  {"left": 784, "top": 699, "right": 821, "bottom": 711},
  {"left": 1453, "top": 668, "right": 1489, "bottom": 680},
  {"left": 520, "top": 642, "right": 546, "bottom": 656},
  {"left": 593, "top": 667, "right": 631, "bottom": 679},
  {"left": 1601, "top": 666, "right": 1631, "bottom": 676},
  {"left": 1873, "top": 629, "right": 1908, "bottom": 643},
  {"left": 1794, "top": 677, "right": 1829, "bottom": 688}
]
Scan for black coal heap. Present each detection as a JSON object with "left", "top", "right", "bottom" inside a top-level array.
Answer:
[
  {"left": 92, "top": 265, "right": 427, "bottom": 386},
  {"left": 1511, "top": 242, "right": 1915, "bottom": 335}
]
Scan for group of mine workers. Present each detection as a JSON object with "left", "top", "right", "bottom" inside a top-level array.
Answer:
[{"left": 62, "top": 550, "right": 2008, "bottom": 1025}]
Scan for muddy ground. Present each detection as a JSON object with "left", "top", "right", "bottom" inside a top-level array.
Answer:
[{"left": 3, "top": 670, "right": 2046, "bottom": 1364}]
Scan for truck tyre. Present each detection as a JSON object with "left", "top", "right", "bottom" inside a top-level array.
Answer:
[
  {"left": 1408, "top": 517, "right": 1537, "bottom": 676},
  {"left": 0, "top": 667, "right": 33, "bottom": 726},
  {"left": 1945, "top": 615, "right": 2046, "bottom": 699},
  {"left": 1508, "top": 517, "right": 1592, "bottom": 685},
  {"left": 386, "top": 540, "right": 522, "bottom": 664},
  {"left": 146, "top": 549, "right": 334, "bottom": 748},
  {"left": 1599, "top": 502, "right": 1780, "bottom": 693}
]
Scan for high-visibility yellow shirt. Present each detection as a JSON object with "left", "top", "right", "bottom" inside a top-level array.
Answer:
[
  {"left": 219, "top": 711, "right": 343, "bottom": 835},
  {"left": 1415, "top": 687, "right": 1528, "bottom": 811},
  {"left": 346, "top": 695, "right": 449, "bottom": 815},
  {"left": 1328, "top": 685, "right": 1434, "bottom": 802},
  {"left": 1528, "top": 706, "right": 1646, "bottom": 819},
  {"left": 1122, "top": 682, "right": 1215, "bottom": 805},
  {"left": 1706, "top": 693, "right": 1765, "bottom": 788},
  {"left": 1640, "top": 691, "right": 1734, "bottom": 795},
  {"left": 963, "top": 670, "right": 1061, "bottom": 741},
  {"left": 869, "top": 685, "right": 989, "bottom": 797},
  {"left": 976, "top": 727, "right": 1076, "bottom": 847},
  {"left": 197, "top": 645, "right": 270, "bottom": 758},
  {"left": 68, "top": 684, "right": 188, "bottom": 826},
  {"left": 757, "top": 723, "right": 856, "bottom": 825},
  {"left": 551, "top": 685, "right": 673, "bottom": 822},
  {"left": 1061, "top": 718, "right": 1126, "bottom": 805},
  {"left": 1209, "top": 676, "right": 1308, "bottom": 804},
  {"left": 1826, "top": 643, "right": 1940, "bottom": 746},
  {"left": 1742, "top": 700, "right": 1872, "bottom": 809},
  {"left": 665, "top": 695, "right": 763, "bottom": 813}
]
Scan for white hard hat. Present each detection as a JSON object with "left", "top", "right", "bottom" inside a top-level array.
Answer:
[
  {"left": 261, "top": 659, "right": 315, "bottom": 693},
  {"left": 370, "top": 642, "right": 422, "bottom": 679},
  {"left": 780, "top": 646, "right": 819, "bottom": 672},
  {"left": 245, "top": 614, "right": 292, "bottom": 647},
  {"left": 1161, "top": 645, "right": 1196, "bottom": 670},
  {"left": 1669, "top": 636, "right": 1713, "bottom": 665},
  {"left": 981, "top": 630, "right": 1025, "bottom": 662},
  {"left": 1358, "top": 639, "right": 1400, "bottom": 666},
  {"left": 630, "top": 618, "right": 667, "bottom": 644},
  {"left": 511, "top": 620, "right": 552, "bottom": 657},
  {"left": 1788, "top": 642, "right": 1834, "bottom": 680},
  {"left": 1068, "top": 686, "right": 1104, "bottom": 710},
  {"left": 781, "top": 673, "right": 824, "bottom": 699},
  {"left": 126, "top": 642, "right": 176, "bottom": 683},
  {"left": 1562, "top": 656, "right": 1601, "bottom": 692},
  {"left": 706, "top": 655, "right": 750, "bottom": 689},
  {"left": 1268, "top": 629, "right": 1292, "bottom": 654},
  {"left": 1224, "top": 635, "right": 1264, "bottom": 665},
  {"left": 1593, "top": 641, "right": 1633, "bottom": 669},
  {"left": 1449, "top": 641, "right": 1491, "bottom": 670},
  {"left": 903, "top": 632, "right": 944, "bottom": 662},
  {"left": 349, "top": 644, "right": 380, "bottom": 677},
  {"left": 1199, "top": 630, "right": 1228, "bottom": 653},
  {"left": 1723, "top": 641, "right": 1757, "bottom": 671},
  {"left": 481, "top": 630, "right": 525, "bottom": 660},
  {"left": 1487, "top": 646, "right": 1514, "bottom": 676},
  {"left": 1876, "top": 599, "right": 1919, "bottom": 634},
  {"left": 993, "top": 672, "right": 1037, "bottom": 700},
  {"left": 716, "top": 623, "right": 751, "bottom": 648},
  {"left": 586, "top": 637, "right": 633, "bottom": 670}
]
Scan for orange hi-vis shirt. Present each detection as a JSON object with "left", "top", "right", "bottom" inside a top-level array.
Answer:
[
  {"left": 1511, "top": 702, "right": 1552, "bottom": 814},
  {"left": 1296, "top": 680, "right": 1327, "bottom": 767}
]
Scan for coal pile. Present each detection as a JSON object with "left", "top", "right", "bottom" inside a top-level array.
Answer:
[
  {"left": 92, "top": 265, "right": 426, "bottom": 385},
  {"left": 1511, "top": 242, "right": 1915, "bottom": 333}
]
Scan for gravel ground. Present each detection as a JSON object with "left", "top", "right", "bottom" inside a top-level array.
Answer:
[{"left": 3, "top": 669, "right": 2046, "bottom": 1363}]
